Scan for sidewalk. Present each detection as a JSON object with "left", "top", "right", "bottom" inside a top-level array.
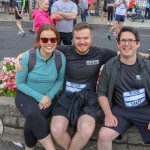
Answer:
[{"left": 0, "top": 13, "right": 150, "bottom": 28}]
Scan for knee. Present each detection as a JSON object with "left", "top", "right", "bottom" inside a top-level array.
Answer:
[
  {"left": 79, "top": 122, "right": 95, "bottom": 139},
  {"left": 98, "top": 129, "right": 111, "bottom": 145},
  {"left": 51, "top": 122, "right": 66, "bottom": 139},
  {"left": 26, "top": 110, "right": 37, "bottom": 121}
]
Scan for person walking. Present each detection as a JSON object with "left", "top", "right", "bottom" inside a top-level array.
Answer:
[
  {"left": 106, "top": 0, "right": 127, "bottom": 40},
  {"left": 14, "top": 0, "right": 26, "bottom": 36},
  {"left": 15, "top": 24, "right": 66, "bottom": 150}
]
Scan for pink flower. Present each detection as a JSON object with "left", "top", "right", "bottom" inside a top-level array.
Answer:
[{"left": 0, "top": 57, "right": 17, "bottom": 97}]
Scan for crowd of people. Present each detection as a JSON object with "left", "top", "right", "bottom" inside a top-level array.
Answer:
[{"left": 4, "top": 0, "right": 150, "bottom": 149}]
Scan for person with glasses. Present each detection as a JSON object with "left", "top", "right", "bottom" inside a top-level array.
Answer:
[
  {"left": 97, "top": 26, "right": 150, "bottom": 150},
  {"left": 15, "top": 24, "right": 66, "bottom": 150}
]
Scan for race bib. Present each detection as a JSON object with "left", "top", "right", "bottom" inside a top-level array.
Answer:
[
  {"left": 123, "top": 88, "right": 146, "bottom": 108},
  {"left": 65, "top": 81, "right": 86, "bottom": 93}
]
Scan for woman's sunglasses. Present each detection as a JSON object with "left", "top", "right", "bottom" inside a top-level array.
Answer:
[{"left": 40, "top": 37, "right": 58, "bottom": 43}]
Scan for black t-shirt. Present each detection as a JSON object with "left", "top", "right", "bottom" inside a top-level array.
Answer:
[
  {"left": 57, "top": 45, "right": 117, "bottom": 91},
  {"left": 14, "top": 0, "right": 22, "bottom": 11},
  {"left": 113, "top": 60, "right": 149, "bottom": 109}
]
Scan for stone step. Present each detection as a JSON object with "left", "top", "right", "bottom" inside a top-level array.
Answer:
[{"left": 1, "top": 97, "right": 150, "bottom": 149}]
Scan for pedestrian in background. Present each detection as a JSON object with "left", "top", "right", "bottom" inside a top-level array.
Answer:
[
  {"left": 51, "top": 0, "right": 78, "bottom": 45},
  {"left": 88, "top": 0, "right": 92, "bottom": 15},
  {"left": 127, "top": 0, "right": 135, "bottom": 17},
  {"left": 79, "top": 0, "right": 88, "bottom": 22},
  {"left": 14, "top": 0, "right": 26, "bottom": 36},
  {"left": 107, "top": 0, "right": 115, "bottom": 25},
  {"left": 32, "top": 0, "right": 57, "bottom": 34},
  {"left": 144, "top": 0, "right": 150, "bottom": 20},
  {"left": 15, "top": 24, "right": 66, "bottom": 150},
  {"left": 100, "top": 0, "right": 108, "bottom": 22},
  {"left": 106, "top": 0, "right": 127, "bottom": 40}
]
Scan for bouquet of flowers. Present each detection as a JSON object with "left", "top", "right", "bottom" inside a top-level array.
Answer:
[{"left": 0, "top": 57, "right": 17, "bottom": 97}]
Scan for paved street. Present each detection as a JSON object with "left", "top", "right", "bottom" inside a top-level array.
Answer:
[{"left": 0, "top": 21, "right": 150, "bottom": 61}]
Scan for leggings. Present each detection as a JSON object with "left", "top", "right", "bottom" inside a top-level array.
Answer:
[
  {"left": 15, "top": 91, "right": 56, "bottom": 148},
  {"left": 108, "top": 7, "right": 114, "bottom": 21}
]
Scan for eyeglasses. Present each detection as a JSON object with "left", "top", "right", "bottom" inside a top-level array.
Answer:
[
  {"left": 119, "top": 39, "right": 137, "bottom": 44},
  {"left": 40, "top": 37, "right": 57, "bottom": 43}
]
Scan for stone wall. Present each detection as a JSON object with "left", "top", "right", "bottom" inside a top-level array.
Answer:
[{"left": 0, "top": 96, "right": 150, "bottom": 150}]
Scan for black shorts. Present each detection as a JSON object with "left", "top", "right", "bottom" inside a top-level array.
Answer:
[
  {"left": 52, "top": 103, "right": 99, "bottom": 124},
  {"left": 103, "top": 105, "right": 150, "bottom": 144},
  {"left": 15, "top": 11, "right": 22, "bottom": 19},
  {"left": 128, "top": 8, "right": 133, "bottom": 12}
]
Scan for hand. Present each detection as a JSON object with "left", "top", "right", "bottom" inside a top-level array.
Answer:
[
  {"left": 15, "top": 53, "right": 23, "bottom": 72},
  {"left": 104, "top": 113, "right": 118, "bottom": 127},
  {"left": 57, "top": 11, "right": 63, "bottom": 15},
  {"left": 39, "top": 96, "right": 51, "bottom": 109},
  {"left": 147, "top": 123, "right": 150, "bottom": 130}
]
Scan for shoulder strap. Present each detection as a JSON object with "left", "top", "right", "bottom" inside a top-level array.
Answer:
[
  {"left": 55, "top": 49, "right": 62, "bottom": 74},
  {"left": 28, "top": 48, "right": 36, "bottom": 72},
  {"left": 28, "top": 48, "right": 62, "bottom": 73}
]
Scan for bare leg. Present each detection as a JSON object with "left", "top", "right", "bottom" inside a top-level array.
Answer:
[
  {"left": 109, "top": 20, "right": 119, "bottom": 33},
  {"left": 25, "top": 146, "right": 34, "bottom": 150},
  {"left": 16, "top": 19, "right": 23, "bottom": 32},
  {"left": 51, "top": 116, "right": 71, "bottom": 150},
  {"left": 39, "top": 134, "right": 55, "bottom": 150},
  {"left": 69, "top": 115, "right": 95, "bottom": 150},
  {"left": 97, "top": 127, "right": 119, "bottom": 150}
]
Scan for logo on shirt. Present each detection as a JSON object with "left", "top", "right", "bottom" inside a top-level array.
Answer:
[
  {"left": 136, "top": 75, "right": 141, "bottom": 80},
  {"left": 86, "top": 60, "right": 99, "bottom": 65}
]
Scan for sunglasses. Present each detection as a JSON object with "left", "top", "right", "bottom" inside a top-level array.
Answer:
[{"left": 40, "top": 37, "right": 58, "bottom": 43}]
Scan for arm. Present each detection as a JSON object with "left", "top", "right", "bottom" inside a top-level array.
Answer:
[
  {"left": 51, "top": 13, "right": 65, "bottom": 20},
  {"left": 114, "top": 0, "right": 124, "bottom": 7},
  {"left": 37, "top": 14, "right": 51, "bottom": 25},
  {"left": 16, "top": 51, "right": 44, "bottom": 102},
  {"left": 57, "top": 11, "right": 78, "bottom": 20},
  {"left": 98, "top": 96, "right": 118, "bottom": 127},
  {"left": 139, "top": 53, "right": 150, "bottom": 58},
  {"left": 15, "top": 52, "right": 25, "bottom": 71},
  {"left": 97, "top": 64, "right": 118, "bottom": 127},
  {"left": 15, "top": 6, "right": 22, "bottom": 17}
]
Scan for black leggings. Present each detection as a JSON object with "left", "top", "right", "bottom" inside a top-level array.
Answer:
[
  {"left": 108, "top": 7, "right": 114, "bottom": 21},
  {"left": 15, "top": 91, "right": 56, "bottom": 148}
]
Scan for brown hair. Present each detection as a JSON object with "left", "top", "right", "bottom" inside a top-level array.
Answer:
[
  {"left": 35, "top": 24, "right": 60, "bottom": 47},
  {"left": 117, "top": 26, "right": 140, "bottom": 44},
  {"left": 72, "top": 22, "right": 92, "bottom": 35}
]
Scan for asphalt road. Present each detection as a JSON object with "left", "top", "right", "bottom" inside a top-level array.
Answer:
[{"left": 0, "top": 21, "right": 150, "bottom": 61}]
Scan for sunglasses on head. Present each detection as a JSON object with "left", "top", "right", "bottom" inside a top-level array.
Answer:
[{"left": 40, "top": 37, "right": 58, "bottom": 43}]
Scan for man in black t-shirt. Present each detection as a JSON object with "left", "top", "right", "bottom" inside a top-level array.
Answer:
[
  {"left": 97, "top": 26, "right": 150, "bottom": 150},
  {"left": 49, "top": 23, "right": 117, "bottom": 150}
]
